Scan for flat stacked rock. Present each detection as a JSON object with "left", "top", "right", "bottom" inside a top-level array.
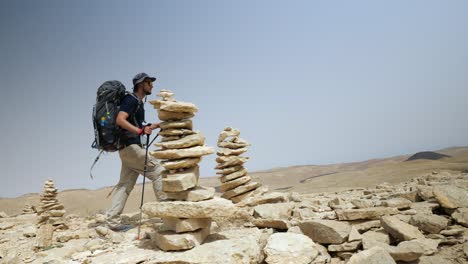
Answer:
[
  {"left": 145, "top": 89, "right": 234, "bottom": 251},
  {"left": 215, "top": 127, "right": 262, "bottom": 203},
  {"left": 22, "top": 204, "right": 36, "bottom": 215},
  {"left": 36, "top": 179, "right": 67, "bottom": 231}
]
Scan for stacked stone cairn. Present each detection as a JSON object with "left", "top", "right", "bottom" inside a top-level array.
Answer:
[
  {"left": 143, "top": 89, "right": 235, "bottom": 251},
  {"left": 215, "top": 127, "right": 262, "bottom": 203},
  {"left": 22, "top": 204, "right": 36, "bottom": 214},
  {"left": 36, "top": 179, "right": 67, "bottom": 231}
]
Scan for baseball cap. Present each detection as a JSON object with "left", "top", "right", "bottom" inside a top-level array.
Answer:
[{"left": 132, "top": 72, "right": 156, "bottom": 88}]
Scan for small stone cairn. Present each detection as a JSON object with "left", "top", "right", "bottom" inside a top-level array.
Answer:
[
  {"left": 215, "top": 127, "right": 262, "bottom": 203},
  {"left": 22, "top": 204, "right": 36, "bottom": 215},
  {"left": 143, "top": 89, "right": 235, "bottom": 251},
  {"left": 36, "top": 179, "right": 67, "bottom": 231}
]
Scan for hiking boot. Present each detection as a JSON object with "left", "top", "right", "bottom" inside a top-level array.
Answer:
[{"left": 108, "top": 223, "right": 134, "bottom": 232}]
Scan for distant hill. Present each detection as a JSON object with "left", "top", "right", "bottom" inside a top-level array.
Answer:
[{"left": 406, "top": 151, "right": 451, "bottom": 161}]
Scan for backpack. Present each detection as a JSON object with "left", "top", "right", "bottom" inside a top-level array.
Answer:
[{"left": 90, "top": 80, "right": 127, "bottom": 178}]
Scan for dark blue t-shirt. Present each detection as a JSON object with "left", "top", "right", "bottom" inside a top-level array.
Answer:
[{"left": 119, "top": 94, "right": 145, "bottom": 146}]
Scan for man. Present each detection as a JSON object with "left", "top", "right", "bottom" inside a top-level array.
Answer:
[{"left": 106, "top": 72, "right": 166, "bottom": 231}]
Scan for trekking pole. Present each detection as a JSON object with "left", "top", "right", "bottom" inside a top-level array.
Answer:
[{"left": 137, "top": 129, "right": 160, "bottom": 240}]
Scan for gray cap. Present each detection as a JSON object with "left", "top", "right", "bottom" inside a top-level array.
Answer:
[{"left": 132, "top": 72, "right": 156, "bottom": 88}]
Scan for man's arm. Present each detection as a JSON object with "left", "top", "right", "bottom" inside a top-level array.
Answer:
[{"left": 116, "top": 111, "right": 158, "bottom": 135}]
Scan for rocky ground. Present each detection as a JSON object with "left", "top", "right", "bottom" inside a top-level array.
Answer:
[{"left": 1, "top": 170, "right": 468, "bottom": 263}]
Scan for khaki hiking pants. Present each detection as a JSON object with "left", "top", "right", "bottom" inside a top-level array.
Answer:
[{"left": 106, "top": 144, "right": 166, "bottom": 227}]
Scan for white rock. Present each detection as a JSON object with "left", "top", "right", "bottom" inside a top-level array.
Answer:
[
  {"left": 264, "top": 233, "right": 318, "bottom": 264},
  {"left": 142, "top": 197, "right": 235, "bottom": 218}
]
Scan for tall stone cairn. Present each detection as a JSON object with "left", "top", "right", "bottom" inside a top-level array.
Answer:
[
  {"left": 36, "top": 179, "right": 67, "bottom": 231},
  {"left": 22, "top": 204, "right": 36, "bottom": 214},
  {"left": 215, "top": 127, "right": 262, "bottom": 203},
  {"left": 144, "top": 89, "right": 235, "bottom": 251}
]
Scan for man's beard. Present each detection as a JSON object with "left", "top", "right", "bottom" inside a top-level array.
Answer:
[{"left": 145, "top": 88, "right": 152, "bottom": 95}]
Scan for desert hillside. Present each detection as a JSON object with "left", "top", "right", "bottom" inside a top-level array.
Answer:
[{"left": 1, "top": 146, "right": 467, "bottom": 217}]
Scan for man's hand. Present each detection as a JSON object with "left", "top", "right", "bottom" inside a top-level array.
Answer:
[
  {"left": 149, "top": 123, "right": 160, "bottom": 130},
  {"left": 142, "top": 123, "right": 159, "bottom": 135}
]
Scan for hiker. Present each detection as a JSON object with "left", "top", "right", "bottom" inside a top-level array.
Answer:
[{"left": 106, "top": 72, "right": 167, "bottom": 231}]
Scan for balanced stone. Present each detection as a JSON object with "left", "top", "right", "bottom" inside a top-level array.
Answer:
[
  {"left": 222, "top": 182, "right": 261, "bottom": 199},
  {"left": 219, "top": 168, "right": 248, "bottom": 182},
  {"left": 216, "top": 165, "right": 244, "bottom": 175},
  {"left": 159, "top": 119, "right": 193, "bottom": 130},
  {"left": 160, "top": 157, "right": 201, "bottom": 170},
  {"left": 165, "top": 186, "right": 215, "bottom": 202},
  {"left": 156, "top": 133, "right": 205, "bottom": 149},
  {"left": 158, "top": 110, "right": 194, "bottom": 121},
  {"left": 219, "top": 176, "right": 251, "bottom": 192},
  {"left": 152, "top": 227, "right": 210, "bottom": 251},
  {"left": 162, "top": 166, "right": 199, "bottom": 192},
  {"left": 217, "top": 147, "right": 248, "bottom": 156},
  {"left": 215, "top": 156, "right": 249, "bottom": 169},
  {"left": 159, "top": 128, "right": 195, "bottom": 137},
  {"left": 231, "top": 186, "right": 269, "bottom": 204},
  {"left": 151, "top": 146, "right": 214, "bottom": 159},
  {"left": 218, "top": 141, "right": 250, "bottom": 149},
  {"left": 217, "top": 127, "right": 240, "bottom": 142},
  {"left": 143, "top": 197, "right": 235, "bottom": 218},
  {"left": 150, "top": 99, "right": 198, "bottom": 113},
  {"left": 162, "top": 217, "right": 211, "bottom": 233}
]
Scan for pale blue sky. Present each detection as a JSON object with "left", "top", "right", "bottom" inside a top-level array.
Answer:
[{"left": 1, "top": 1, "right": 467, "bottom": 197}]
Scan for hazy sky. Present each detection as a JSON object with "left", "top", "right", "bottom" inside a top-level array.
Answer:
[{"left": 1, "top": 1, "right": 467, "bottom": 198}]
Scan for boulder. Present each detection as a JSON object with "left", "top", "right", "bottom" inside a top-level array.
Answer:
[
  {"left": 165, "top": 186, "right": 215, "bottom": 202},
  {"left": 151, "top": 146, "right": 214, "bottom": 159},
  {"left": 299, "top": 219, "right": 351, "bottom": 244},
  {"left": 417, "top": 186, "right": 435, "bottom": 201},
  {"left": 381, "top": 215, "right": 424, "bottom": 241},
  {"left": 347, "top": 247, "right": 396, "bottom": 264},
  {"left": 336, "top": 207, "right": 398, "bottom": 220},
  {"left": 142, "top": 197, "right": 235, "bottom": 218},
  {"left": 433, "top": 185, "right": 468, "bottom": 209},
  {"left": 451, "top": 207, "right": 468, "bottom": 227},
  {"left": 264, "top": 233, "right": 318, "bottom": 264},
  {"left": 409, "top": 214, "right": 449, "bottom": 234}
]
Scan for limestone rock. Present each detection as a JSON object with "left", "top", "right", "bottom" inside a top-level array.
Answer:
[
  {"left": 22, "top": 225, "right": 37, "bottom": 237},
  {"left": 253, "top": 203, "right": 294, "bottom": 219},
  {"left": 391, "top": 240, "right": 425, "bottom": 262},
  {"left": 217, "top": 147, "right": 248, "bottom": 156},
  {"left": 433, "top": 185, "right": 468, "bottom": 209},
  {"left": 409, "top": 213, "right": 449, "bottom": 234},
  {"left": 381, "top": 215, "right": 425, "bottom": 241},
  {"left": 253, "top": 219, "right": 290, "bottom": 230},
  {"left": 217, "top": 127, "right": 240, "bottom": 142},
  {"left": 264, "top": 233, "right": 318, "bottom": 264},
  {"left": 143, "top": 197, "right": 235, "bottom": 218},
  {"left": 220, "top": 176, "right": 251, "bottom": 192},
  {"left": 451, "top": 207, "right": 468, "bottom": 227},
  {"left": 162, "top": 166, "right": 199, "bottom": 192},
  {"left": 222, "top": 182, "right": 261, "bottom": 199},
  {"left": 0, "top": 211, "right": 9, "bottom": 218},
  {"left": 351, "top": 199, "right": 374, "bottom": 209},
  {"left": 216, "top": 165, "right": 244, "bottom": 175},
  {"left": 230, "top": 186, "right": 269, "bottom": 204},
  {"left": 35, "top": 223, "right": 53, "bottom": 249},
  {"left": 347, "top": 247, "right": 396, "bottom": 264},
  {"left": 160, "top": 157, "right": 201, "bottom": 170},
  {"left": 159, "top": 119, "right": 193, "bottom": 130},
  {"left": 163, "top": 217, "right": 211, "bottom": 233},
  {"left": 218, "top": 140, "right": 250, "bottom": 149},
  {"left": 158, "top": 110, "right": 195, "bottom": 121},
  {"left": 237, "top": 192, "right": 289, "bottom": 207},
  {"left": 152, "top": 227, "right": 210, "bottom": 251},
  {"left": 0, "top": 222, "right": 14, "bottom": 230},
  {"left": 150, "top": 99, "right": 198, "bottom": 113},
  {"left": 348, "top": 226, "right": 363, "bottom": 242},
  {"left": 155, "top": 133, "right": 205, "bottom": 149},
  {"left": 335, "top": 207, "right": 399, "bottom": 220},
  {"left": 165, "top": 186, "right": 215, "bottom": 202},
  {"left": 328, "top": 241, "right": 361, "bottom": 252},
  {"left": 299, "top": 219, "right": 351, "bottom": 244},
  {"left": 219, "top": 168, "right": 248, "bottom": 182},
  {"left": 354, "top": 220, "right": 381, "bottom": 233},
  {"left": 362, "top": 229, "right": 391, "bottom": 249},
  {"left": 417, "top": 186, "right": 435, "bottom": 201},
  {"left": 382, "top": 198, "right": 412, "bottom": 209},
  {"left": 215, "top": 156, "right": 249, "bottom": 169},
  {"left": 151, "top": 146, "right": 214, "bottom": 159}
]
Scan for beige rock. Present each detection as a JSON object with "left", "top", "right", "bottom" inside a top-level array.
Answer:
[
  {"left": 156, "top": 89, "right": 175, "bottom": 99},
  {"left": 362, "top": 229, "right": 391, "bottom": 249},
  {"left": 237, "top": 192, "right": 288, "bottom": 207},
  {"left": 348, "top": 226, "right": 363, "bottom": 242},
  {"left": 165, "top": 186, "right": 215, "bottom": 202},
  {"left": 216, "top": 165, "right": 244, "bottom": 175},
  {"left": 217, "top": 127, "right": 240, "bottom": 142},
  {"left": 156, "top": 133, "right": 204, "bottom": 149},
  {"left": 218, "top": 140, "right": 250, "bottom": 149},
  {"left": 219, "top": 176, "right": 251, "bottom": 192},
  {"left": 336, "top": 207, "right": 399, "bottom": 220},
  {"left": 409, "top": 213, "right": 449, "bottom": 234},
  {"left": 433, "top": 185, "right": 468, "bottom": 209},
  {"left": 381, "top": 215, "right": 425, "bottom": 241},
  {"left": 152, "top": 227, "right": 210, "bottom": 251},
  {"left": 299, "top": 219, "right": 351, "bottom": 244},
  {"left": 150, "top": 99, "right": 198, "bottom": 113},
  {"left": 215, "top": 156, "right": 249, "bottom": 169},
  {"left": 328, "top": 240, "right": 361, "bottom": 252},
  {"left": 159, "top": 119, "right": 193, "bottom": 130},
  {"left": 159, "top": 128, "right": 195, "bottom": 137},
  {"left": 158, "top": 110, "right": 194, "bottom": 121},
  {"left": 161, "top": 135, "right": 181, "bottom": 142},
  {"left": 219, "top": 168, "right": 248, "bottom": 182},
  {"left": 163, "top": 217, "right": 211, "bottom": 233},
  {"left": 354, "top": 220, "right": 381, "bottom": 233},
  {"left": 391, "top": 240, "right": 425, "bottom": 262},
  {"left": 382, "top": 198, "right": 412, "bottom": 209},
  {"left": 348, "top": 247, "right": 396, "bottom": 264},
  {"left": 35, "top": 223, "right": 53, "bottom": 249},
  {"left": 222, "top": 182, "right": 261, "bottom": 199},
  {"left": 0, "top": 222, "right": 14, "bottom": 230},
  {"left": 451, "top": 208, "right": 468, "bottom": 227},
  {"left": 49, "top": 210, "right": 65, "bottom": 217},
  {"left": 22, "top": 225, "right": 37, "bottom": 237},
  {"left": 264, "top": 233, "right": 318, "bottom": 264},
  {"left": 151, "top": 146, "right": 214, "bottom": 159},
  {"left": 217, "top": 147, "right": 248, "bottom": 156},
  {"left": 253, "top": 219, "right": 290, "bottom": 230},
  {"left": 230, "top": 186, "right": 269, "bottom": 204},
  {"left": 253, "top": 203, "right": 294, "bottom": 219},
  {"left": 162, "top": 166, "right": 199, "bottom": 192},
  {"left": 440, "top": 228, "right": 464, "bottom": 236},
  {"left": 160, "top": 157, "right": 201, "bottom": 170},
  {"left": 417, "top": 185, "right": 435, "bottom": 201},
  {"left": 143, "top": 197, "right": 235, "bottom": 218}
]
